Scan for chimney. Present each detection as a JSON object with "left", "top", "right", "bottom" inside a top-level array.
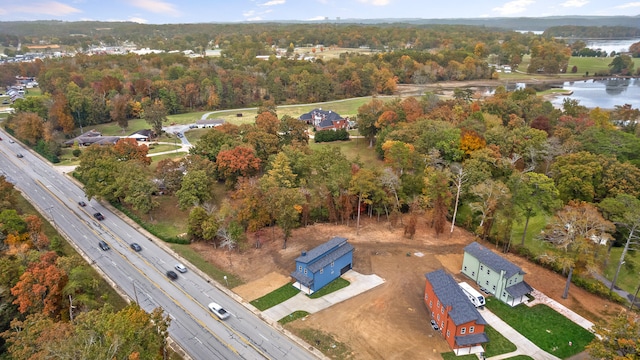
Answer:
[{"left": 301, "top": 251, "right": 307, "bottom": 256}]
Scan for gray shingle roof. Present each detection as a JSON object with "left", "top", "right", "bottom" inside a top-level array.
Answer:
[
  {"left": 298, "top": 109, "right": 344, "bottom": 122},
  {"left": 307, "top": 242, "right": 353, "bottom": 273},
  {"left": 296, "top": 237, "right": 349, "bottom": 264},
  {"left": 425, "top": 269, "right": 487, "bottom": 326},
  {"left": 464, "top": 242, "right": 525, "bottom": 279},
  {"left": 455, "top": 333, "right": 489, "bottom": 346},
  {"left": 505, "top": 280, "right": 533, "bottom": 298},
  {"left": 290, "top": 270, "right": 313, "bottom": 287}
]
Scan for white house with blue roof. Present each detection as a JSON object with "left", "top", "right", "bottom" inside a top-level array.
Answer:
[
  {"left": 461, "top": 242, "right": 533, "bottom": 307},
  {"left": 291, "top": 237, "right": 354, "bottom": 294}
]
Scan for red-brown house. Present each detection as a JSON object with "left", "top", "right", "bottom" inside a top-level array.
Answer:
[{"left": 424, "top": 269, "right": 489, "bottom": 356}]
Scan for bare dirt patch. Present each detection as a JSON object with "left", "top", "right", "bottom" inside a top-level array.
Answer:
[{"left": 192, "top": 218, "right": 624, "bottom": 359}]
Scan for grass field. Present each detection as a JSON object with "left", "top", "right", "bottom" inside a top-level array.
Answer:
[
  {"left": 509, "top": 54, "right": 640, "bottom": 80},
  {"left": 604, "top": 246, "right": 640, "bottom": 295},
  {"left": 250, "top": 283, "right": 299, "bottom": 311},
  {"left": 485, "top": 298, "right": 594, "bottom": 359}
]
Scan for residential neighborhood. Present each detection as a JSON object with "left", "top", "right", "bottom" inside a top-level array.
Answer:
[{"left": 1, "top": 13, "right": 639, "bottom": 360}]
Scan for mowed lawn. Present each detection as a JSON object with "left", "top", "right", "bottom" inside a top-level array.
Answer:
[{"left": 485, "top": 298, "right": 594, "bottom": 359}]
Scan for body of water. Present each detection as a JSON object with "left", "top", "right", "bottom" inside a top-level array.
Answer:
[
  {"left": 549, "top": 78, "right": 640, "bottom": 109},
  {"left": 584, "top": 38, "right": 639, "bottom": 54}
]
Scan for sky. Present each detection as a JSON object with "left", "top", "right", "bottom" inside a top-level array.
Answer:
[{"left": 1, "top": 0, "right": 639, "bottom": 24}]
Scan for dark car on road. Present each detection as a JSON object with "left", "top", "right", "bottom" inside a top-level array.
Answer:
[
  {"left": 98, "top": 241, "right": 110, "bottom": 251},
  {"left": 16, "top": 153, "right": 23, "bottom": 158},
  {"left": 78, "top": 201, "right": 87, "bottom": 207},
  {"left": 130, "top": 243, "right": 142, "bottom": 252},
  {"left": 166, "top": 270, "right": 178, "bottom": 280},
  {"left": 93, "top": 212, "right": 105, "bottom": 220}
]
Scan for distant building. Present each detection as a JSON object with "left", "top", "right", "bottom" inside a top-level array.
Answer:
[
  {"left": 291, "top": 237, "right": 354, "bottom": 294},
  {"left": 195, "top": 118, "right": 225, "bottom": 128},
  {"left": 299, "top": 108, "right": 349, "bottom": 131},
  {"left": 63, "top": 130, "right": 120, "bottom": 147},
  {"left": 127, "top": 129, "right": 154, "bottom": 141},
  {"left": 461, "top": 242, "right": 532, "bottom": 307},
  {"left": 424, "top": 269, "right": 488, "bottom": 356}
]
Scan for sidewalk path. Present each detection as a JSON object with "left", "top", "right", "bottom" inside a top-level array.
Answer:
[
  {"left": 262, "top": 271, "right": 384, "bottom": 322},
  {"left": 481, "top": 307, "right": 561, "bottom": 360}
]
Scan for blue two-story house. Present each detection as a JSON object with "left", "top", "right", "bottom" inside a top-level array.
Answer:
[{"left": 291, "top": 237, "right": 354, "bottom": 293}]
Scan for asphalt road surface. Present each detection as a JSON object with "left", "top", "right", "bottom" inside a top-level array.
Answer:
[{"left": 0, "top": 132, "right": 318, "bottom": 360}]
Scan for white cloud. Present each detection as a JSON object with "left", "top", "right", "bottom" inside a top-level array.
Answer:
[
  {"left": 560, "top": 0, "right": 589, "bottom": 7},
  {"left": 492, "top": 0, "right": 534, "bottom": 15},
  {"left": 615, "top": 2, "right": 640, "bottom": 8},
  {"left": 243, "top": 10, "right": 256, "bottom": 17},
  {"left": 260, "top": 0, "right": 285, "bottom": 6},
  {"left": 247, "top": 16, "right": 263, "bottom": 21},
  {"left": 6, "top": 1, "right": 82, "bottom": 16},
  {"left": 129, "top": 0, "right": 180, "bottom": 15},
  {"left": 355, "top": 0, "right": 391, "bottom": 6}
]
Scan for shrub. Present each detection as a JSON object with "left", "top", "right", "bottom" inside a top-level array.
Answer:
[
  {"left": 72, "top": 149, "right": 82, "bottom": 157},
  {"left": 314, "top": 129, "right": 349, "bottom": 143}
]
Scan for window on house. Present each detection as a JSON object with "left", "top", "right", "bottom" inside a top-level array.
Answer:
[
  {"left": 319, "top": 268, "right": 323, "bottom": 274},
  {"left": 461, "top": 327, "right": 466, "bottom": 334},
  {"left": 472, "top": 271, "right": 475, "bottom": 276},
  {"left": 331, "top": 261, "right": 334, "bottom": 267},
  {"left": 446, "top": 330, "right": 450, "bottom": 338},
  {"left": 437, "top": 300, "right": 440, "bottom": 308},
  {"left": 492, "top": 285, "right": 496, "bottom": 291},
  {"left": 469, "top": 326, "right": 475, "bottom": 333},
  {"left": 441, "top": 307, "right": 444, "bottom": 314},
  {"left": 509, "top": 279, "right": 512, "bottom": 285},
  {"left": 304, "top": 269, "right": 307, "bottom": 275},
  {"left": 485, "top": 280, "right": 489, "bottom": 286},
  {"left": 487, "top": 269, "right": 490, "bottom": 275},
  {"left": 463, "top": 266, "right": 467, "bottom": 271},
  {"left": 480, "top": 265, "right": 484, "bottom": 271},
  {"left": 437, "top": 314, "right": 440, "bottom": 321},
  {"left": 503, "top": 292, "right": 507, "bottom": 297},
  {"left": 429, "top": 300, "right": 433, "bottom": 308},
  {"left": 299, "top": 265, "right": 302, "bottom": 272}
]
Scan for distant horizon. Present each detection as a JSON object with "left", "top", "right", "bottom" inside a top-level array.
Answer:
[
  {"left": 2, "top": 13, "right": 640, "bottom": 25},
  {"left": 2, "top": 1, "right": 639, "bottom": 25}
]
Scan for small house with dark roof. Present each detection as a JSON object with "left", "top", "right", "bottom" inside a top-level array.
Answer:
[
  {"left": 424, "top": 269, "right": 489, "bottom": 356},
  {"left": 461, "top": 242, "right": 533, "bottom": 307},
  {"left": 299, "top": 108, "right": 348, "bottom": 131},
  {"left": 63, "top": 130, "right": 120, "bottom": 147},
  {"left": 291, "top": 237, "right": 354, "bottom": 294},
  {"left": 127, "top": 129, "right": 154, "bottom": 141}
]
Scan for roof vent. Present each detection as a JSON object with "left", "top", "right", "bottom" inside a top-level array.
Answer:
[{"left": 301, "top": 251, "right": 307, "bottom": 256}]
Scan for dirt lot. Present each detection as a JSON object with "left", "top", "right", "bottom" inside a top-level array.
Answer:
[{"left": 192, "top": 217, "right": 624, "bottom": 360}]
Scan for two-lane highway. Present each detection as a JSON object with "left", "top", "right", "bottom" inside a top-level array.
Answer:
[{"left": 0, "top": 132, "right": 318, "bottom": 360}]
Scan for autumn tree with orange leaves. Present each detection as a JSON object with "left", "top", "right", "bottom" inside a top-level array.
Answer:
[
  {"left": 216, "top": 146, "right": 261, "bottom": 187},
  {"left": 11, "top": 251, "right": 68, "bottom": 317},
  {"left": 10, "top": 112, "right": 44, "bottom": 145},
  {"left": 113, "top": 138, "right": 151, "bottom": 165},
  {"left": 459, "top": 130, "right": 486, "bottom": 157}
]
